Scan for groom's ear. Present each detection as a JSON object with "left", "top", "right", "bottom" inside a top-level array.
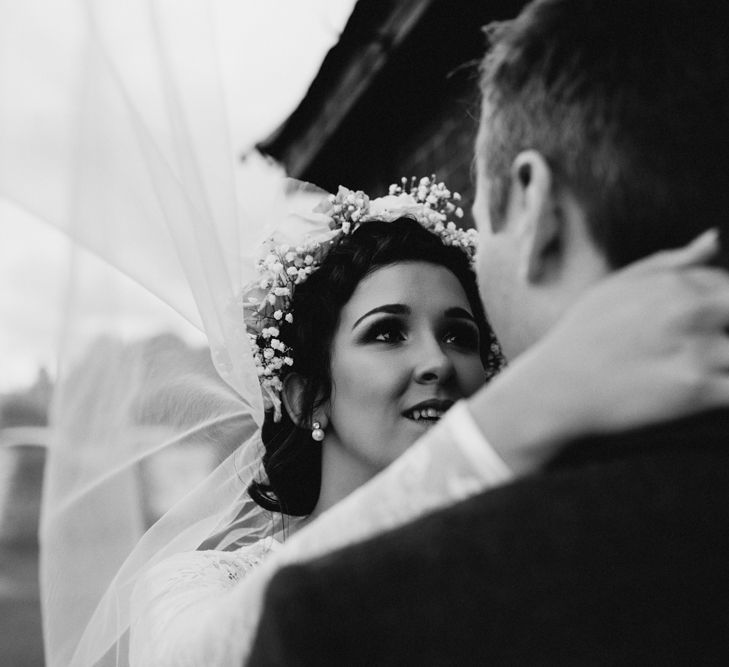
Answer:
[{"left": 509, "top": 150, "right": 563, "bottom": 284}]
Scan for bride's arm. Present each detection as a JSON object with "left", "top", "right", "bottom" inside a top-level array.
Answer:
[
  {"left": 129, "top": 402, "right": 506, "bottom": 667},
  {"left": 475, "top": 228, "right": 729, "bottom": 474}
]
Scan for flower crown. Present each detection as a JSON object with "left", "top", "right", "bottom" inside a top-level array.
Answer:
[{"left": 243, "top": 176, "right": 478, "bottom": 420}]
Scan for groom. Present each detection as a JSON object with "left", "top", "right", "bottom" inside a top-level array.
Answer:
[{"left": 248, "top": 1, "right": 729, "bottom": 663}]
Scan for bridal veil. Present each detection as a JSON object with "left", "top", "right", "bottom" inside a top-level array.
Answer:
[{"left": 0, "top": 1, "right": 344, "bottom": 664}]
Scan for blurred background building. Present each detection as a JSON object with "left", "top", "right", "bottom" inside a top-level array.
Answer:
[
  {"left": 259, "top": 0, "right": 528, "bottom": 227},
  {"left": 0, "top": 371, "right": 50, "bottom": 666}
]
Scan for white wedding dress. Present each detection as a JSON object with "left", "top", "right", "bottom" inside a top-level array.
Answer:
[{"left": 128, "top": 403, "right": 513, "bottom": 667}]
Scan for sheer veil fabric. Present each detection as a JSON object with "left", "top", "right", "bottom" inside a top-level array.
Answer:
[{"left": 0, "top": 1, "right": 335, "bottom": 664}]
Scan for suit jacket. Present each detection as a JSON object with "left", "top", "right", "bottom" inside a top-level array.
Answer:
[{"left": 247, "top": 409, "right": 729, "bottom": 666}]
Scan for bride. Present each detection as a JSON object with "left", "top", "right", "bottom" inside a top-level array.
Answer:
[
  {"left": 2, "top": 2, "right": 729, "bottom": 666},
  {"left": 127, "top": 193, "right": 729, "bottom": 666}
]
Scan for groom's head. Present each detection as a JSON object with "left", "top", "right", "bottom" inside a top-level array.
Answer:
[{"left": 473, "top": 0, "right": 729, "bottom": 359}]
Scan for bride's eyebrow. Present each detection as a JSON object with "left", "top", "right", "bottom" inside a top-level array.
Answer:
[
  {"left": 352, "top": 304, "right": 410, "bottom": 330},
  {"left": 445, "top": 307, "right": 475, "bottom": 322}
]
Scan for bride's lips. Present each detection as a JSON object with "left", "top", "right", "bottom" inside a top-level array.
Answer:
[{"left": 402, "top": 398, "right": 455, "bottom": 424}]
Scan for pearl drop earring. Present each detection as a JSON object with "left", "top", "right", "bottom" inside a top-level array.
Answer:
[{"left": 311, "top": 421, "right": 325, "bottom": 442}]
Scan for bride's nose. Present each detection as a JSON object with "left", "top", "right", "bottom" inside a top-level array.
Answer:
[{"left": 413, "top": 337, "right": 454, "bottom": 385}]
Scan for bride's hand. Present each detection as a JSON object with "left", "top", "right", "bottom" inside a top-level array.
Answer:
[{"left": 469, "top": 228, "right": 729, "bottom": 475}]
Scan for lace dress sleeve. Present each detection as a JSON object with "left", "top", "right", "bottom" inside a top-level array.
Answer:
[
  {"left": 213, "top": 401, "right": 515, "bottom": 663},
  {"left": 129, "top": 543, "right": 275, "bottom": 667}
]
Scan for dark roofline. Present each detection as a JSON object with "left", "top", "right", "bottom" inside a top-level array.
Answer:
[{"left": 257, "top": 0, "right": 435, "bottom": 176}]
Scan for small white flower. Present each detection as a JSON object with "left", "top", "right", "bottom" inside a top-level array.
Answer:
[
  {"left": 455, "top": 207, "right": 464, "bottom": 218},
  {"left": 285, "top": 313, "right": 294, "bottom": 324},
  {"left": 304, "top": 255, "right": 314, "bottom": 265},
  {"left": 273, "top": 310, "right": 283, "bottom": 320},
  {"left": 263, "top": 348, "right": 274, "bottom": 360},
  {"left": 286, "top": 266, "right": 298, "bottom": 277},
  {"left": 267, "top": 294, "right": 277, "bottom": 305}
]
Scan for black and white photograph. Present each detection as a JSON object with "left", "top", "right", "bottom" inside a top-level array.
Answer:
[{"left": 2, "top": 1, "right": 729, "bottom": 665}]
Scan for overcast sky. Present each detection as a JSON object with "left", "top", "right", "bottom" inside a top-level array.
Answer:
[{"left": 0, "top": 0, "right": 356, "bottom": 392}]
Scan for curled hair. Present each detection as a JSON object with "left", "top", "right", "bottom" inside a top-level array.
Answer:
[{"left": 248, "top": 217, "right": 502, "bottom": 516}]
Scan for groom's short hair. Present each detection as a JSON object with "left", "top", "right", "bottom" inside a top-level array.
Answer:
[{"left": 478, "top": 0, "right": 729, "bottom": 268}]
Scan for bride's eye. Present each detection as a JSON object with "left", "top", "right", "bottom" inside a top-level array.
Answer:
[
  {"left": 442, "top": 323, "right": 480, "bottom": 351},
  {"left": 364, "top": 318, "right": 407, "bottom": 344}
]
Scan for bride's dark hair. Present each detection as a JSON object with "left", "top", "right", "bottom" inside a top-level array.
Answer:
[{"left": 248, "top": 217, "right": 502, "bottom": 516}]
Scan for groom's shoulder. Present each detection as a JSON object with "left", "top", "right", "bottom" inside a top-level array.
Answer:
[
  {"left": 247, "top": 409, "right": 729, "bottom": 666},
  {"left": 439, "top": 406, "right": 729, "bottom": 546},
  {"left": 438, "top": 405, "right": 729, "bottom": 533}
]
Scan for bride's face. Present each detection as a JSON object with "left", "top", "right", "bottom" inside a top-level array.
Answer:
[{"left": 326, "top": 260, "right": 486, "bottom": 472}]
